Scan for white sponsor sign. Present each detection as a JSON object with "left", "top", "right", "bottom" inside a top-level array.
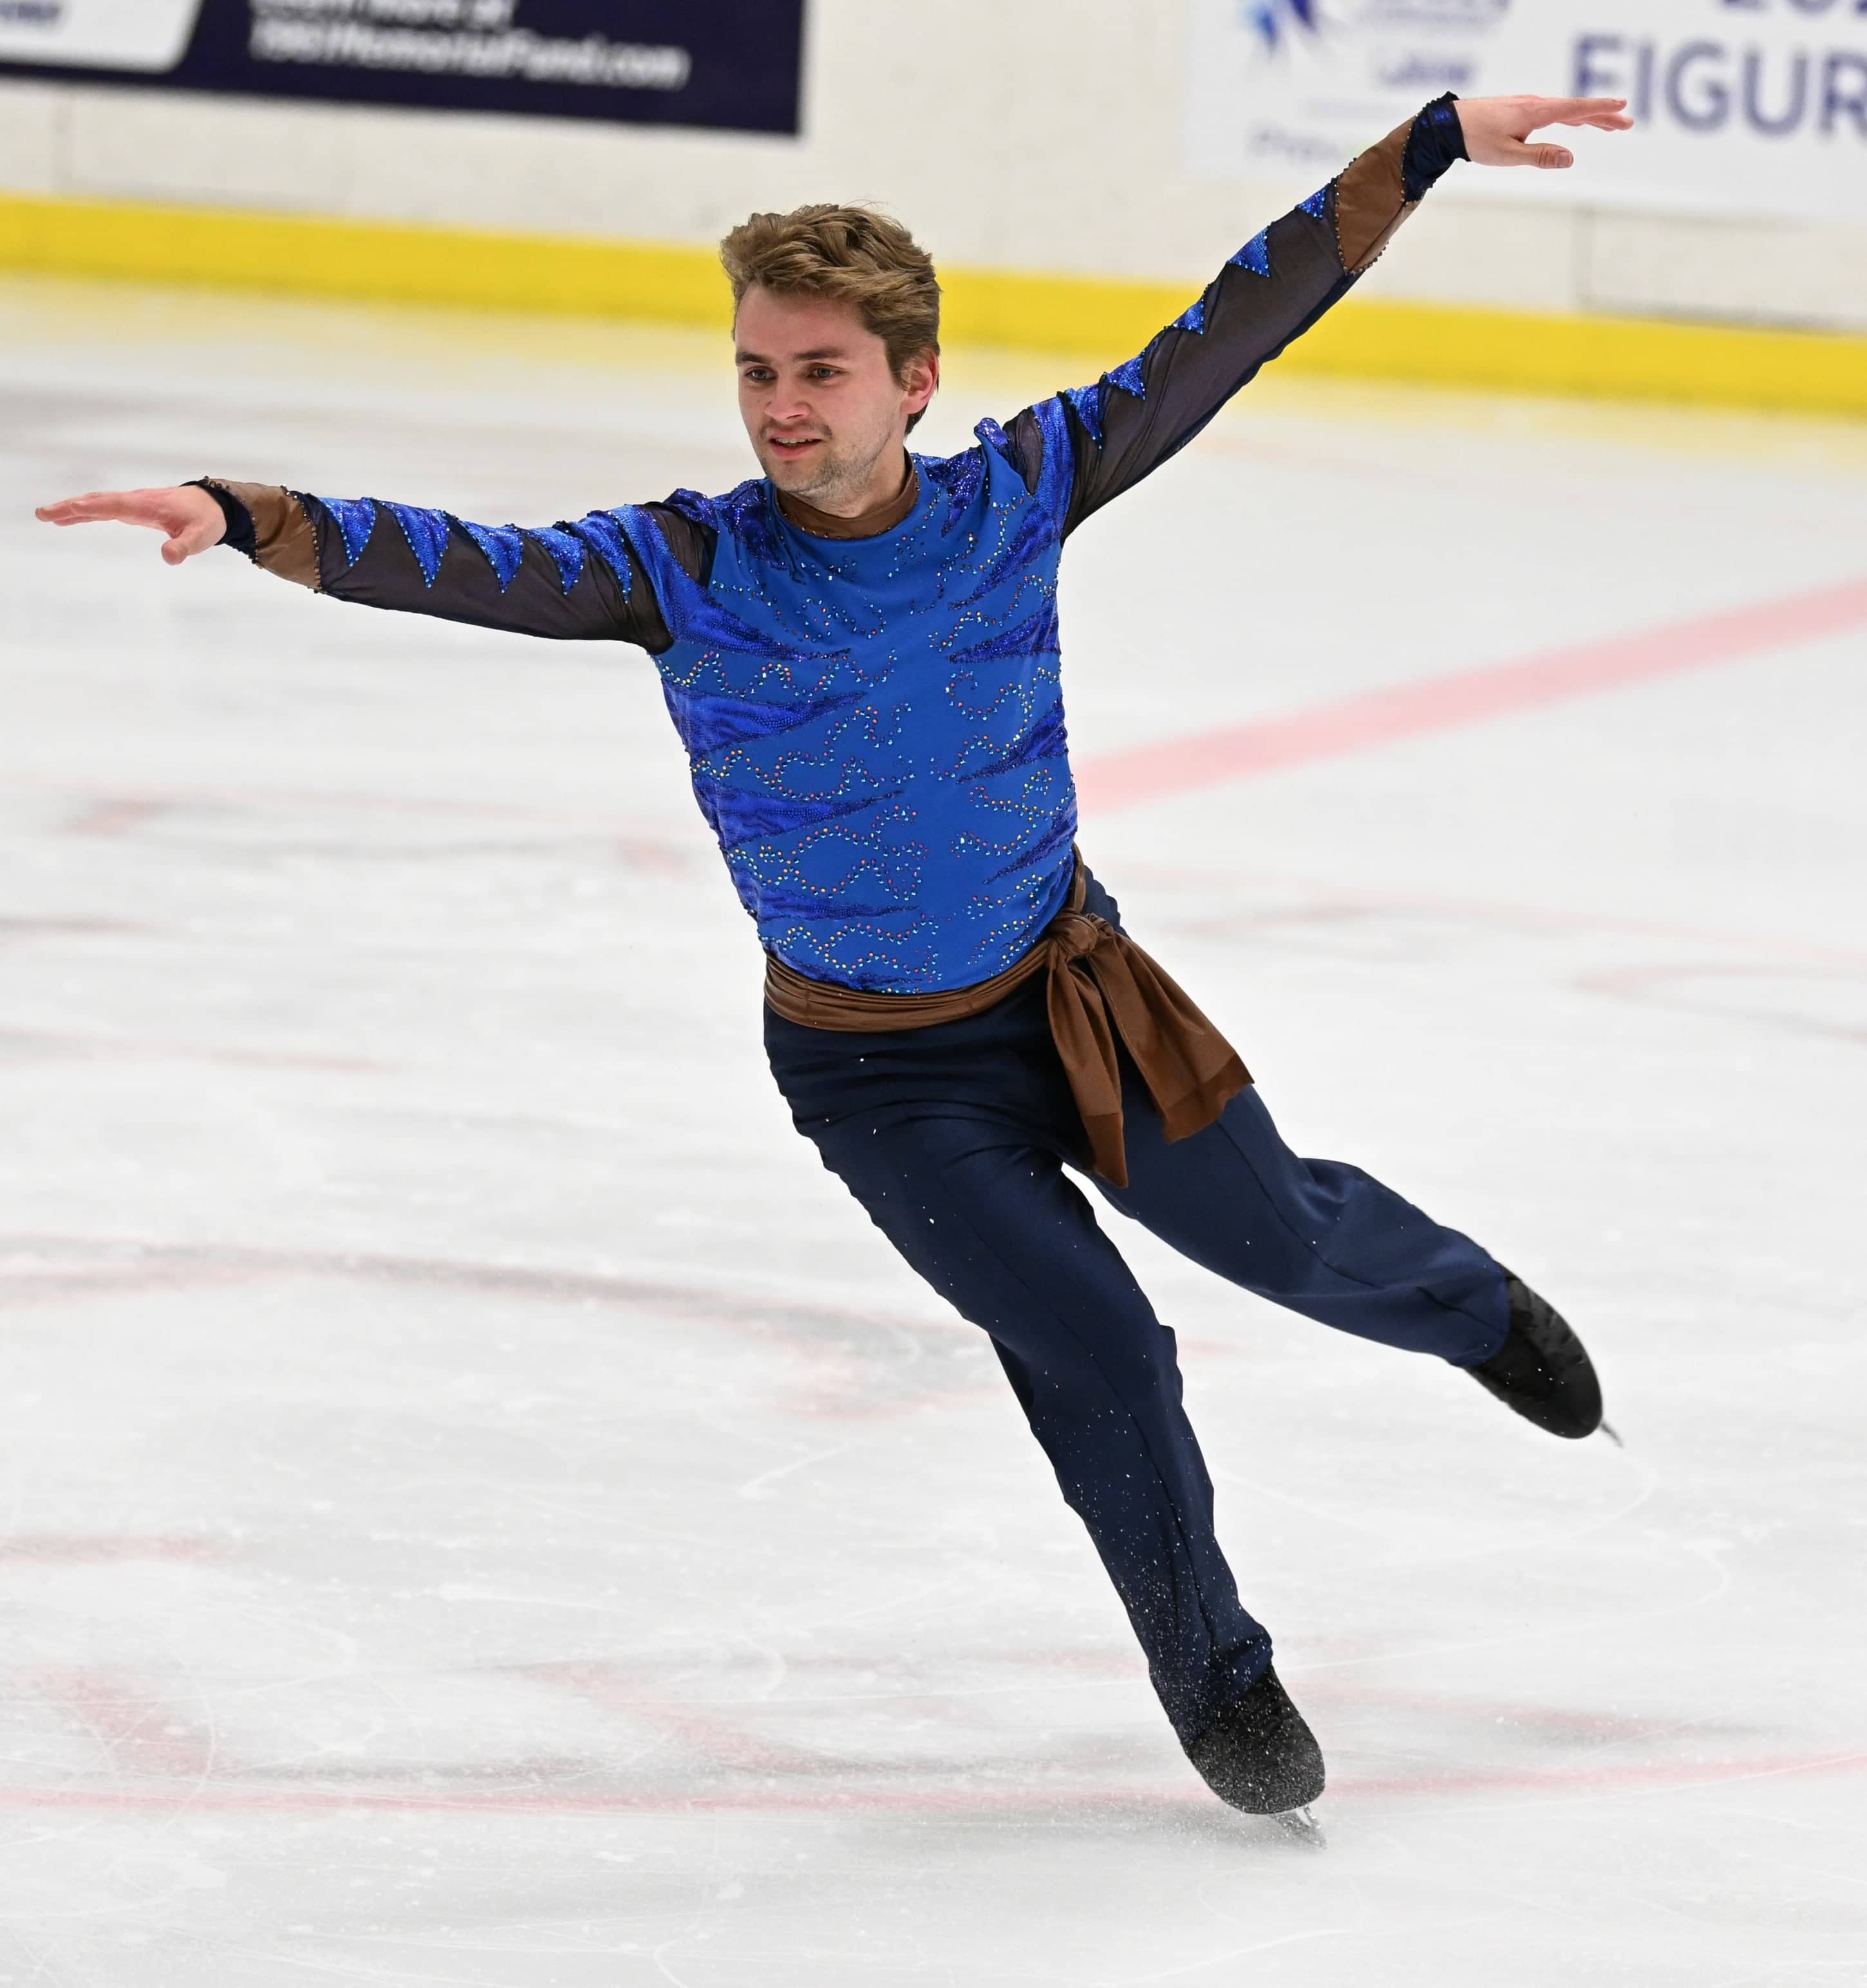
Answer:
[
  {"left": 0, "top": 0, "right": 202, "bottom": 71},
  {"left": 1187, "top": 0, "right": 1867, "bottom": 224}
]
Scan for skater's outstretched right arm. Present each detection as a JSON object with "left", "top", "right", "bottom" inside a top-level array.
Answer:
[{"left": 34, "top": 480, "right": 705, "bottom": 652}]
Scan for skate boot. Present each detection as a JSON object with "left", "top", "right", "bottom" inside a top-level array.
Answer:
[
  {"left": 1185, "top": 1664, "right": 1326, "bottom": 1839},
  {"left": 1468, "top": 1272, "right": 1603, "bottom": 1439}
]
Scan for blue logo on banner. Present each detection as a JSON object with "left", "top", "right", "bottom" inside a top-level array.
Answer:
[{"left": 1246, "top": 0, "right": 1323, "bottom": 55}]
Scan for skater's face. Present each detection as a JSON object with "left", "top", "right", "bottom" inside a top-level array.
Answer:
[{"left": 734, "top": 287, "right": 937, "bottom": 513}]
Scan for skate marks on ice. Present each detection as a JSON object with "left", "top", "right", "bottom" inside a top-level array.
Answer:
[
  {"left": 5, "top": 284, "right": 1867, "bottom": 1980},
  {"left": 1273, "top": 1804, "right": 1326, "bottom": 1848},
  {"left": 0, "top": 1233, "right": 999, "bottom": 1424},
  {"left": 21, "top": 769, "right": 707, "bottom": 876},
  {"left": 5, "top": 1236, "right": 1857, "bottom": 1839},
  {"left": 1, "top": 1288, "right": 1856, "bottom": 1840},
  {"left": 1116, "top": 861, "right": 1867, "bottom": 1033},
  {"left": 1073, "top": 573, "right": 1867, "bottom": 812},
  {"left": 1574, "top": 958, "right": 1867, "bottom": 1051},
  {"left": 6, "top": 1635, "right": 1858, "bottom": 1824}
]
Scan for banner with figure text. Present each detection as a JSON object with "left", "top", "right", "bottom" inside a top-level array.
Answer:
[
  {"left": 0, "top": 0, "right": 805, "bottom": 136},
  {"left": 1185, "top": 1, "right": 1867, "bottom": 224}
]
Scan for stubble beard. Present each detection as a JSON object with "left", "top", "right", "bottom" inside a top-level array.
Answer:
[{"left": 764, "top": 423, "right": 894, "bottom": 510}]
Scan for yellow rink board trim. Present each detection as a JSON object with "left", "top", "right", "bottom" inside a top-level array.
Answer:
[{"left": 3, "top": 189, "right": 1864, "bottom": 419}]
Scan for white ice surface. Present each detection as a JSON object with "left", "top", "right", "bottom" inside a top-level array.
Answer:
[{"left": 3, "top": 277, "right": 1866, "bottom": 1986}]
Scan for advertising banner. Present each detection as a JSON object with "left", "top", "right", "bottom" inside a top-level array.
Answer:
[
  {"left": 0, "top": 0, "right": 805, "bottom": 136},
  {"left": 1186, "top": 1, "right": 1867, "bottom": 224}
]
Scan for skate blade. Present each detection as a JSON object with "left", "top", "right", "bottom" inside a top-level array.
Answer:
[{"left": 1272, "top": 1805, "right": 1326, "bottom": 1848}]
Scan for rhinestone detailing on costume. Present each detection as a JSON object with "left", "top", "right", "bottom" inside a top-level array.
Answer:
[
  {"left": 635, "top": 429, "right": 1078, "bottom": 993},
  {"left": 385, "top": 502, "right": 451, "bottom": 587},
  {"left": 1229, "top": 230, "right": 1272, "bottom": 277},
  {"left": 291, "top": 139, "right": 1411, "bottom": 997},
  {"left": 1061, "top": 382, "right": 1108, "bottom": 446},
  {"left": 567, "top": 509, "right": 636, "bottom": 598},
  {"left": 527, "top": 526, "right": 585, "bottom": 594},
  {"left": 460, "top": 520, "right": 525, "bottom": 590},
  {"left": 322, "top": 496, "right": 377, "bottom": 568},
  {"left": 317, "top": 499, "right": 636, "bottom": 599}
]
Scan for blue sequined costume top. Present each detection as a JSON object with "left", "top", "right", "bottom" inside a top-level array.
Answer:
[
  {"left": 208, "top": 102, "right": 1465, "bottom": 993},
  {"left": 623, "top": 410, "right": 1078, "bottom": 987}
]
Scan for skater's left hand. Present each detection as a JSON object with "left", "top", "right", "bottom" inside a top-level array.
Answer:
[{"left": 1455, "top": 95, "right": 1633, "bottom": 171}]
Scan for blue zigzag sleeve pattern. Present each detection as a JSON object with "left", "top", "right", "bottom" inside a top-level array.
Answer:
[
  {"left": 1055, "top": 213, "right": 1283, "bottom": 478},
  {"left": 1039, "top": 169, "right": 1369, "bottom": 533},
  {"left": 384, "top": 502, "right": 451, "bottom": 586},
  {"left": 459, "top": 520, "right": 525, "bottom": 590},
  {"left": 525, "top": 527, "right": 586, "bottom": 595},
  {"left": 1229, "top": 229, "right": 1273, "bottom": 277},
  {"left": 301, "top": 489, "right": 663, "bottom": 645},
  {"left": 567, "top": 511, "right": 636, "bottom": 599},
  {"left": 317, "top": 496, "right": 377, "bottom": 568}
]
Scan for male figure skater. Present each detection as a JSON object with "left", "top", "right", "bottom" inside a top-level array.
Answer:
[{"left": 40, "top": 90, "right": 1631, "bottom": 1832}]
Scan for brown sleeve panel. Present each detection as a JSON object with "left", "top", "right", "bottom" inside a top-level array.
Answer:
[
  {"left": 1334, "top": 119, "right": 1419, "bottom": 276},
  {"left": 203, "top": 480, "right": 321, "bottom": 589}
]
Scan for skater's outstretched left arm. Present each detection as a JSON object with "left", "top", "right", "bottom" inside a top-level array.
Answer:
[{"left": 1004, "top": 93, "right": 1629, "bottom": 536}]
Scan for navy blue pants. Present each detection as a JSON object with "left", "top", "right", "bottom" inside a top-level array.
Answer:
[{"left": 764, "top": 870, "right": 1510, "bottom": 1744}]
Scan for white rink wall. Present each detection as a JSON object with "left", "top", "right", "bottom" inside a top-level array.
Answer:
[{"left": 3, "top": 0, "right": 1867, "bottom": 333}]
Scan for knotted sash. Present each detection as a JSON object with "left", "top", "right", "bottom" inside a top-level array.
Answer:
[{"left": 762, "top": 858, "right": 1250, "bottom": 1188}]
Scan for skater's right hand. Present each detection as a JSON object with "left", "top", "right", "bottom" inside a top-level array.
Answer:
[{"left": 35, "top": 484, "right": 227, "bottom": 565}]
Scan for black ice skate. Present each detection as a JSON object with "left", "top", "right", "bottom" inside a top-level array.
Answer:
[
  {"left": 1468, "top": 1272, "right": 1604, "bottom": 1439},
  {"left": 1185, "top": 1664, "right": 1326, "bottom": 1841}
]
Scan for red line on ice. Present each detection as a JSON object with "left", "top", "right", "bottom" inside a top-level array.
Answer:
[
  {"left": 0, "top": 1233, "right": 966, "bottom": 1342},
  {"left": 0, "top": 1749, "right": 1860, "bottom": 1819},
  {"left": 0, "top": 1535, "right": 228, "bottom": 1564},
  {"left": 521, "top": 1661, "right": 825, "bottom": 1777},
  {"left": 28, "top": 1667, "right": 217, "bottom": 1780},
  {"left": 1076, "top": 574, "right": 1867, "bottom": 811}
]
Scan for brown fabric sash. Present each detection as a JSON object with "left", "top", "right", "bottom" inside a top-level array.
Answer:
[{"left": 762, "top": 858, "right": 1250, "bottom": 1188}]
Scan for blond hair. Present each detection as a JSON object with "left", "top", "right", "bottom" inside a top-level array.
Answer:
[{"left": 720, "top": 204, "right": 941, "bottom": 427}]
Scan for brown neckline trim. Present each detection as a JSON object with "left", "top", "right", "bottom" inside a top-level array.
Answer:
[{"left": 775, "top": 460, "right": 919, "bottom": 539}]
